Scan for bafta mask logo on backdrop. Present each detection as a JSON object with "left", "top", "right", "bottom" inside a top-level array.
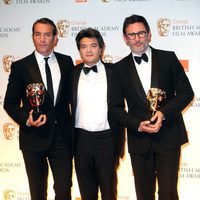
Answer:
[
  {"left": 57, "top": 20, "right": 70, "bottom": 37},
  {"left": 102, "top": 54, "right": 113, "bottom": 63},
  {"left": 3, "top": 122, "right": 16, "bottom": 140},
  {"left": 2, "top": 55, "right": 15, "bottom": 73},
  {"left": 157, "top": 18, "right": 171, "bottom": 36},
  {"left": 3, "top": 190, "right": 16, "bottom": 200},
  {"left": 3, "top": 0, "right": 13, "bottom": 4}
]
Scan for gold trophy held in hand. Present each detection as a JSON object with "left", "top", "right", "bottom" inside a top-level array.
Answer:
[
  {"left": 146, "top": 88, "right": 166, "bottom": 124},
  {"left": 26, "top": 83, "right": 45, "bottom": 121}
]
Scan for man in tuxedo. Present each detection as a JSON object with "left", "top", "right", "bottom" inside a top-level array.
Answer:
[
  {"left": 110, "top": 14, "right": 194, "bottom": 200},
  {"left": 4, "top": 18, "right": 74, "bottom": 200},
  {"left": 71, "top": 28, "right": 125, "bottom": 200}
]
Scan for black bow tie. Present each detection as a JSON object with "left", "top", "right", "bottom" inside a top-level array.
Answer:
[
  {"left": 83, "top": 65, "right": 98, "bottom": 75},
  {"left": 134, "top": 53, "right": 148, "bottom": 64}
]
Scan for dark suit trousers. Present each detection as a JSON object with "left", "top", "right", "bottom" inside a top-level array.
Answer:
[
  {"left": 130, "top": 139, "right": 180, "bottom": 200},
  {"left": 22, "top": 127, "right": 72, "bottom": 200},
  {"left": 74, "top": 128, "right": 119, "bottom": 200}
]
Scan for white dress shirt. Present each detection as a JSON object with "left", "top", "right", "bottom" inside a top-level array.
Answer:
[
  {"left": 75, "top": 61, "right": 110, "bottom": 132},
  {"left": 132, "top": 47, "right": 152, "bottom": 95},
  {"left": 34, "top": 50, "right": 61, "bottom": 105}
]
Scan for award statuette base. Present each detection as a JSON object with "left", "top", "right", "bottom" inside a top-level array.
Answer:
[{"left": 32, "top": 111, "right": 42, "bottom": 121}]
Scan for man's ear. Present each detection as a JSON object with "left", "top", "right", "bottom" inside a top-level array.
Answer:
[
  {"left": 54, "top": 34, "right": 59, "bottom": 47},
  {"left": 147, "top": 31, "right": 152, "bottom": 43},
  {"left": 123, "top": 34, "right": 129, "bottom": 45},
  {"left": 100, "top": 45, "right": 106, "bottom": 59}
]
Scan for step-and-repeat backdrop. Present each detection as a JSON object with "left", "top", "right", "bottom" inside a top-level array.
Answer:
[{"left": 0, "top": 0, "right": 200, "bottom": 199}]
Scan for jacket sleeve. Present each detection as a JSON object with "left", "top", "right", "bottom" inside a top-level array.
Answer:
[
  {"left": 160, "top": 52, "right": 194, "bottom": 121},
  {"left": 110, "top": 64, "right": 141, "bottom": 131},
  {"left": 4, "top": 62, "right": 28, "bottom": 126}
]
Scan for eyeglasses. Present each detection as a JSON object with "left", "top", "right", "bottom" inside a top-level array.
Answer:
[{"left": 126, "top": 31, "right": 147, "bottom": 40}]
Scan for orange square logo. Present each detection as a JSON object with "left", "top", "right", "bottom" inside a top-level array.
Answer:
[
  {"left": 75, "top": 60, "right": 83, "bottom": 65},
  {"left": 180, "top": 60, "right": 189, "bottom": 72},
  {"left": 75, "top": 0, "right": 87, "bottom": 2}
]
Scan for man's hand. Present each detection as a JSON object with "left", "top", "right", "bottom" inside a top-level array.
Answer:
[
  {"left": 138, "top": 111, "right": 164, "bottom": 134},
  {"left": 26, "top": 110, "right": 47, "bottom": 127}
]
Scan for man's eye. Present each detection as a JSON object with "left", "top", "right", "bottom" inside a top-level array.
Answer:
[
  {"left": 34, "top": 33, "right": 40, "bottom": 36},
  {"left": 45, "top": 34, "right": 51, "bottom": 37}
]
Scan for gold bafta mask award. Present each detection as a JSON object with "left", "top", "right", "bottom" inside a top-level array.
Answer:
[
  {"left": 146, "top": 88, "right": 166, "bottom": 123},
  {"left": 26, "top": 83, "right": 45, "bottom": 121}
]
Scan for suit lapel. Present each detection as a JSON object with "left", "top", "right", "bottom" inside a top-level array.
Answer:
[
  {"left": 127, "top": 54, "right": 147, "bottom": 103},
  {"left": 127, "top": 48, "right": 160, "bottom": 103},
  {"left": 27, "top": 53, "right": 54, "bottom": 106},
  {"left": 55, "top": 53, "right": 64, "bottom": 105},
  {"left": 151, "top": 47, "right": 159, "bottom": 88},
  {"left": 73, "top": 63, "right": 83, "bottom": 108},
  {"left": 103, "top": 62, "right": 112, "bottom": 102},
  {"left": 26, "top": 53, "right": 44, "bottom": 84}
]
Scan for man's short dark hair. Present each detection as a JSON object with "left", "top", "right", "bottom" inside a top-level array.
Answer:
[
  {"left": 123, "top": 14, "right": 150, "bottom": 35},
  {"left": 75, "top": 28, "right": 105, "bottom": 50},
  {"left": 32, "top": 17, "right": 57, "bottom": 36}
]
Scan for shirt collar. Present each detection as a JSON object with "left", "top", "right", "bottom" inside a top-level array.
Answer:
[
  {"left": 131, "top": 46, "right": 151, "bottom": 58},
  {"left": 84, "top": 60, "right": 102, "bottom": 70},
  {"left": 34, "top": 50, "right": 55, "bottom": 64}
]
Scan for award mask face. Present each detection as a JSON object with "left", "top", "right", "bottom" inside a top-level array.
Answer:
[
  {"left": 26, "top": 83, "right": 45, "bottom": 108},
  {"left": 147, "top": 88, "right": 166, "bottom": 114}
]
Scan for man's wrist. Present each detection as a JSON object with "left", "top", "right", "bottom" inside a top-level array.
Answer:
[{"left": 26, "top": 119, "right": 31, "bottom": 126}]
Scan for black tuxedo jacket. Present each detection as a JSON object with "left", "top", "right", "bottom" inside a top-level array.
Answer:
[
  {"left": 4, "top": 52, "right": 74, "bottom": 153},
  {"left": 71, "top": 62, "right": 125, "bottom": 158},
  {"left": 110, "top": 47, "right": 194, "bottom": 154}
]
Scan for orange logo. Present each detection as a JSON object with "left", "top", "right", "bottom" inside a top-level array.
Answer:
[
  {"left": 180, "top": 60, "right": 189, "bottom": 72},
  {"left": 75, "top": 60, "right": 83, "bottom": 65},
  {"left": 75, "top": 0, "right": 87, "bottom": 2}
]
